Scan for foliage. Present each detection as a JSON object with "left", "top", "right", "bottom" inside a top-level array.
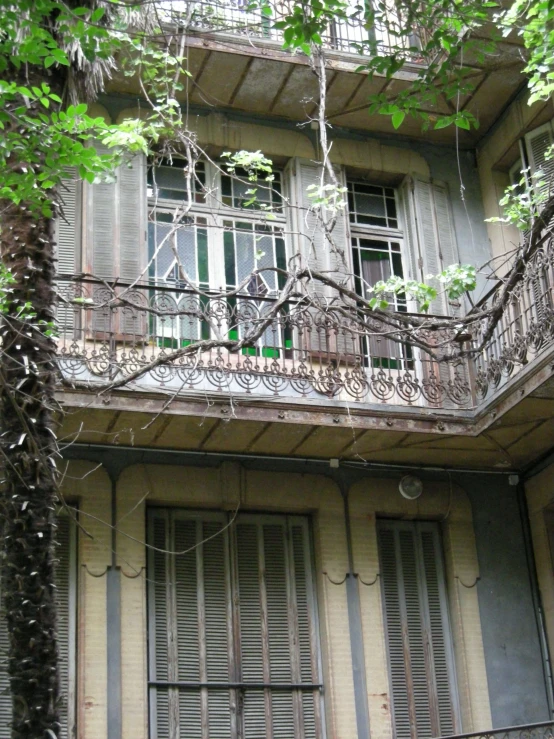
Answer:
[
  {"left": 496, "top": 0, "right": 554, "bottom": 104},
  {"left": 367, "top": 265, "right": 477, "bottom": 313}
]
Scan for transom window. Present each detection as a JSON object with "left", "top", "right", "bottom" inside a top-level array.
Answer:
[
  {"left": 147, "top": 159, "right": 206, "bottom": 204},
  {"left": 348, "top": 181, "right": 398, "bottom": 229},
  {"left": 221, "top": 167, "right": 283, "bottom": 212}
]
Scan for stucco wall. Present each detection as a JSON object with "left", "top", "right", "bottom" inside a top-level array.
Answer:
[
  {"left": 460, "top": 474, "right": 551, "bottom": 727},
  {"left": 100, "top": 95, "right": 493, "bottom": 299}
]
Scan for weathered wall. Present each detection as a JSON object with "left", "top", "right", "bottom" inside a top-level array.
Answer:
[
  {"left": 460, "top": 473, "right": 551, "bottom": 727},
  {"left": 101, "top": 95, "right": 493, "bottom": 298},
  {"left": 526, "top": 462, "right": 554, "bottom": 688}
]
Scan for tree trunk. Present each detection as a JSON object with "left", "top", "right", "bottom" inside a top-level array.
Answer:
[{"left": 0, "top": 78, "right": 64, "bottom": 738}]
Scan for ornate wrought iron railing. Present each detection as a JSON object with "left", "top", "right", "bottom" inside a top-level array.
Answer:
[
  {"left": 56, "top": 277, "right": 473, "bottom": 409},
  {"left": 55, "top": 230, "right": 554, "bottom": 412},
  {"left": 436, "top": 720, "right": 554, "bottom": 739},
  {"left": 160, "top": 0, "right": 427, "bottom": 62}
]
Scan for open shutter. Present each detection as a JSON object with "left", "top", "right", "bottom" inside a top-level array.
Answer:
[
  {"left": 0, "top": 517, "right": 75, "bottom": 739},
  {"left": 86, "top": 150, "right": 147, "bottom": 333},
  {"left": 525, "top": 122, "right": 554, "bottom": 193},
  {"left": 378, "top": 520, "right": 458, "bottom": 739},
  {"left": 54, "top": 169, "right": 81, "bottom": 332},
  {"left": 56, "top": 516, "right": 76, "bottom": 739},
  {"left": 401, "top": 177, "right": 460, "bottom": 316},
  {"left": 0, "top": 578, "right": 10, "bottom": 738}
]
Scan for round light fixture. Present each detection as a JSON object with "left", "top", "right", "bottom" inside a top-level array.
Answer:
[{"left": 399, "top": 474, "right": 423, "bottom": 500}]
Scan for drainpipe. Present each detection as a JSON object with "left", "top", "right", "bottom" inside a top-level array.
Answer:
[
  {"left": 332, "top": 465, "right": 371, "bottom": 739},
  {"left": 517, "top": 479, "right": 554, "bottom": 716},
  {"left": 106, "top": 470, "right": 122, "bottom": 739}
]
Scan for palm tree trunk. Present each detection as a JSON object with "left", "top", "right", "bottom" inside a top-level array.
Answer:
[{"left": 0, "top": 77, "right": 64, "bottom": 739}]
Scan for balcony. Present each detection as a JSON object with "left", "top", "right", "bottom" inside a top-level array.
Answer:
[
  {"left": 57, "top": 228, "right": 554, "bottom": 419},
  {"left": 438, "top": 722, "right": 554, "bottom": 739},
  {"left": 109, "top": 0, "right": 526, "bottom": 145}
]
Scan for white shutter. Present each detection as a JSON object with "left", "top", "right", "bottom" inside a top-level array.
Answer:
[
  {"left": 525, "top": 122, "right": 554, "bottom": 194},
  {"left": 54, "top": 169, "right": 81, "bottom": 331},
  {"left": 119, "top": 154, "right": 146, "bottom": 282},
  {"left": 378, "top": 520, "right": 459, "bottom": 739},
  {"left": 0, "top": 516, "right": 75, "bottom": 739}
]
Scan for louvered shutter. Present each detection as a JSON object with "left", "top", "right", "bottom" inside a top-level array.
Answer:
[
  {"left": 148, "top": 512, "right": 321, "bottom": 739},
  {"left": 401, "top": 177, "right": 461, "bottom": 316},
  {"left": 292, "top": 159, "right": 351, "bottom": 355},
  {"left": 0, "top": 571, "right": 9, "bottom": 738},
  {"left": 0, "top": 516, "right": 75, "bottom": 739},
  {"left": 378, "top": 520, "right": 458, "bottom": 739},
  {"left": 401, "top": 177, "right": 463, "bottom": 402},
  {"left": 148, "top": 511, "right": 232, "bottom": 739},
  {"left": 87, "top": 149, "right": 147, "bottom": 333},
  {"left": 54, "top": 169, "right": 81, "bottom": 332},
  {"left": 525, "top": 122, "right": 554, "bottom": 197}
]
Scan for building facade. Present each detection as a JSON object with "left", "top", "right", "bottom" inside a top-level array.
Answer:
[{"left": 4, "top": 8, "right": 554, "bottom": 739}]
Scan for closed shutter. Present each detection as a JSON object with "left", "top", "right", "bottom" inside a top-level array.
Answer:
[
  {"left": 378, "top": 520, "right": 459, "bottom": 739},
  {"left": 148, "top": 511, "right": 322, "bottom": 739},
  {"left": 54, "top": 169, "right": 81, "bottom": 332},
  {"left": 0, "top": 516, "right": 76, "bottom": 739}
]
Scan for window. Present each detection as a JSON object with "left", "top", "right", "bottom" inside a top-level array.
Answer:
[
  {"left": 147, "top": 159, "right": 289, "bottom": 357},
  {"left": 348, "top": 181, "right": 411, "bottom": 368},
  {"left": 0, "top": 516, "right": 77, "bottom": 739},
  {"left": 378, "top": 520, "right": 459, "bottom": 739},
  {"left": 147, "top": 510, "right": 323, "bottom": 739}
]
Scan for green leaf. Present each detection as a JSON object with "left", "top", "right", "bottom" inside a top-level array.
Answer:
[
  {"left": 391, "top": 110, "right": 405, "bottom": 129},
  {"left": 454, "top": 116, "right": 471, "bottom": 130}
]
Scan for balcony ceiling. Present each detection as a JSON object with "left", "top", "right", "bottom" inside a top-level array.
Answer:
[
  {"left": 109, "top": 28, "right": 528, "bottom": 147},
  {"left": 58, "top": 370, "right": 554, "bottom": 472}
]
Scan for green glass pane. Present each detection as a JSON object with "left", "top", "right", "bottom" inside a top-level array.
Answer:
[
  {"left": 261, "top": 346, "right": 279, "bottom": 359},
  {"left": 242, "top": 347, "right": 257, "bottom": 356},
  {"left": 224, "top": 230, "right": 236, "bottom": 287},
  {"left": 197, "top": 228, "right": 209, "bottom": 284}
]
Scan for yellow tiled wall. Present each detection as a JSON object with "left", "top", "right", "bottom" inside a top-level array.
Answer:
[{"left": 63, "top": 460, "right": 492, "bottom": 738}]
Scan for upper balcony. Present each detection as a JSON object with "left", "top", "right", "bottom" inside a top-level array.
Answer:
[
  {"left": 109, "top": 0, "right": 528, "bottom": 146},
  {"left": 57, "top": 222, "right": 554, "bottom": 471}
]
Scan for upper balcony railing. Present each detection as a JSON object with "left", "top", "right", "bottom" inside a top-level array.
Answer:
[
  {"left": 56, "top": 229, "right": 554, "bottom": 414},
  {"left": 437, "top": 721, "right": 554, "bottom": 739},
  {"left": 160, "top": 0, "right": 428, "bottom": 62}
]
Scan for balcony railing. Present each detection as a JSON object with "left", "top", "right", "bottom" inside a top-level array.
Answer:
[
  {"left": 56, "top": 230, "right": 554, "bottom": 414},
  {"left": 437, "top": 721, "right": 554, "bottom": 739},
  {"left": 161, "top": 0, "right": 427, "bottom": 62}
]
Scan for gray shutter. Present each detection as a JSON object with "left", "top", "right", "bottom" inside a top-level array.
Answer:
[
  {"left": 54, "top": 169, "right": 81, "bottom": 332},
  {"left": 87, "top": 149, "right": 147, "bottom": 333},
  {"left": 0, "top": 572, "right": 9, "bottom": 738},
  {"left": 0, "top": 517, "right": 75, "bottom": 739},
  {"left": 148, "top": 511, "right": 232, "bottom": 739},
  {"left": 119, "top": 154, "right": 146, "bottom": 282},
  {"left": 402, "top": 177, "right": 461, "bottom": 316},
  {"left": 378, "top": 520, "right": 458, "bottom": 739},
  {"left": 56, "top": 516, "right": 75, "bottom": 739},
  {"left": 235, "top": 516, "right": 320, "bottom": 739},
  {"left": 118, "top": 154, "right": 146, "bottom": 334},
  {"left": 149, "top": 512, "right": 321, "bottom": 739}
]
